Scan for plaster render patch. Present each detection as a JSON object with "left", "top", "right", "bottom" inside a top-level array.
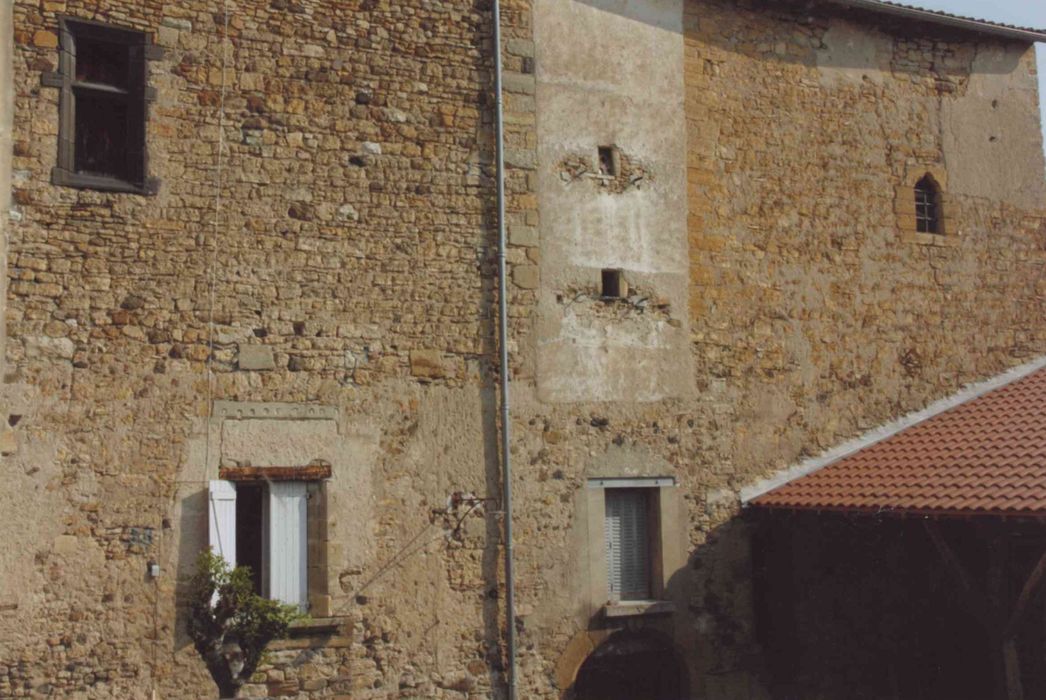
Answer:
[
  {"left": 221, "top": 418, "right": 339, "bottom": 467},
  {"left": 942, "top": 44, "right": 1046, "bottom": 209},
  {"left": 816, "top": 21, "right": 887, "bottom": 88}
]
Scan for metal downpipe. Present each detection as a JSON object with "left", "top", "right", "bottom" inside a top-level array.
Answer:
[{"left": 491, "top": 0, "right": 518, "bottom": 698}]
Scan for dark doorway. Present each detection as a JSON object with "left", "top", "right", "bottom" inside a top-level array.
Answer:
[{"left": 574, "top": 631, "right": 685, "bottom": 700}]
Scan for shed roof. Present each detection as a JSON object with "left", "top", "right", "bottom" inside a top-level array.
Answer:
[
  {"left": 826, "top": 0, "right": 1046, "bottom": 43},
  {"left": 749, "top": 361, "right": 1046, "bottom": 519}
]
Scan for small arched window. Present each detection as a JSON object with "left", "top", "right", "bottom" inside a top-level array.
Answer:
[{"left": 914, "top": 175, "right": 941, "bottom": 234}]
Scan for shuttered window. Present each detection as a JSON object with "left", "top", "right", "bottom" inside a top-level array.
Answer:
[
  {"left": 208, "top": 480, "right": 238, "bottom": 570},
  {"left": 206, "top": 480, "right": 309, "bottom": 610},
  {"left": 267, "top": 482, "right": 309, "bottom": 610},
  {"left": 605, "top": 489, "right": 651, "bottom": 601}
]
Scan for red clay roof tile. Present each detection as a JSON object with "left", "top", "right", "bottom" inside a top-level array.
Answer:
[{"left": 751, "top": 367, "right": 1046, "bottom": 518}]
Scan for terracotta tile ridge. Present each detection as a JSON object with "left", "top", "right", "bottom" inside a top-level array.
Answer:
[{"left": 740, "top": 355, "right": 1046, "bottom": 505}]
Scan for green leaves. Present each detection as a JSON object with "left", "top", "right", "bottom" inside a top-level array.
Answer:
[{"left": 186, "top": 550, "right": 303, "bottom": 698}]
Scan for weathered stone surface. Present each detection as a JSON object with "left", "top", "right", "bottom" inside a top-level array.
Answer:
[
  {"left": 512, "top": 264, "right": 540, "bottom": 290},
  {"left": 409, "top": 349, "right": 449, "bottom": 379},
  {"left": 237, "top": 343, "right": 275, "bottom": 371},
  {"left": 1, "top": 0, "right": 1044, "bottom": 699}
]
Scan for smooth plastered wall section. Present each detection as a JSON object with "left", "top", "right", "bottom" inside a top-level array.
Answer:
[{"left": 534, "top": 0, "right": 693, "bottom": 404}]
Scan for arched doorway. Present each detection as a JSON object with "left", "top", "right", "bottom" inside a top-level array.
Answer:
[{"left": 573, "top": 630, "right": 686, "bottom": 700}]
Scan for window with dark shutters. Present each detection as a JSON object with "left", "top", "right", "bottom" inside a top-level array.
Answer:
[{"left": 49, "top": 18, "right": 155, "bottom": 193}]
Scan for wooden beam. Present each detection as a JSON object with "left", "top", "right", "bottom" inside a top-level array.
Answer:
[
  {"left": 218, "top": 464, "right": 332, "bottom": 482},
  {"left": 924, "top": 520, "right": 992, "bottom": 630},
  {"left": 1003, "top": 546, "right": 1046, "bottom": 640},
  {"left": 1003, "top": 639, "right": 1024, "bottom": 700}
]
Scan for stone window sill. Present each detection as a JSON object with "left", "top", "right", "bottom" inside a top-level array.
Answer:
[
  {"left": 603, "top": 600, "right": 675, "bottom": 618},
  {"left": 287, "top": 616, "right": 347, "bottom": 635},
  {"left": 269, "top": 617, "right": 352, "bottom": 650},
  {"left": 51, "top": 167, "right": 159, "bottom": 196},
  {"left": 901, "top": 231, "right": 958, "bottom": 247}
]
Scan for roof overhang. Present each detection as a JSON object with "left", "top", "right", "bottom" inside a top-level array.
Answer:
[
  {"left": 826, "top": 0, "right": 1046, "bottom": 43},
  {"left": 744, "top": 356, "right": 1046, "bottom": 520}
]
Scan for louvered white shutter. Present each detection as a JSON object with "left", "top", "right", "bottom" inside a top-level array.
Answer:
[
  {"left": 208, "top": 480, "right": 237, "bottom": 569},
  {"left": 267, "top": 482, "right": 308, "bottom": 610},
  {"left": 605, "top": 489, "right": 650, "bottom": 601}
]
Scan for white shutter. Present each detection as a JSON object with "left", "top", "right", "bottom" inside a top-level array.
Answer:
[
  {"left": 208, "top": 480, "right": 237, "bottom": 569},
  {"left": 267, "top": 482, "right": 308, "bottom": 610},
  {"left": 605, "top": 489, "right": 650, "bottom": 601}
]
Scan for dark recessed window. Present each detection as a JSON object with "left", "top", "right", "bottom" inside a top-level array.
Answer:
[
  {"left": 597, "top": 146, "right": 618, "bottom": 177},
  {"left": 601, "top": 268, "right": 626, "bottom": 299},
  {"left": 53, "top": 18, "right": 150, "bottom": 193},
  {"left": 914, "top": 175, "right": 941, "bottom": 234}
]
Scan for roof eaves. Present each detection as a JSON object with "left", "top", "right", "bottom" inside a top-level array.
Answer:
[
  {"left": 826, "top": 0, "right": 1046, "bottom": 43},
  {"left": 739, "top": 355, "right": 1046, "bottom": 504}
]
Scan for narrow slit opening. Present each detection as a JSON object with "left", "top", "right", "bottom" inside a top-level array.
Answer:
[
  {"left": 598, "top": 146, "right": 617, "bottom": 176},
  {"left": 601, "top": 269, "right": 626, "bottom": 299}
]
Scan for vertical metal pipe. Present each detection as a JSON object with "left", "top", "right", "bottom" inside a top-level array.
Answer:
[
  {"left": 0, "top": 2, "right": 12, "bottom": 386},
  {"left": 491, "top": 0, "right": 517, "bottom": 697}
]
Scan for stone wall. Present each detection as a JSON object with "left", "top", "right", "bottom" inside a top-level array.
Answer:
[
  {"left": 1, "top": 0, "right": 536, "bottom": 697},
  {"left": 1, "top": 0, "right": 1045, "bottom": 699}
]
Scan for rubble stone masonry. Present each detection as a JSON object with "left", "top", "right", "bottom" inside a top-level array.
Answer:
[{"left": 0, "top": 0, "right": 1044, "bottom": 698}]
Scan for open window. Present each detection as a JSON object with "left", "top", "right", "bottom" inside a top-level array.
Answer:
[
  {"left": 208, "top": 479, "right": 311, "bottom": 610},
  {"left": 50, "top": 18, "right": 154, "bottom": 193}
]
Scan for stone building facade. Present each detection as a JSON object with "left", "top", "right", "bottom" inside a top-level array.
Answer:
[{"left": 0, "top": 0, "right": 1044, "bottom": 698}]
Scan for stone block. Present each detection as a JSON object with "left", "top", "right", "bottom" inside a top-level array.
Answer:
[
  {"left": 409, "top": 350, "right": 449, "bottom": 379},
  {"left": 53, "top": 535, "right": 78, "bottom": 555},
  {"left": 238, "top": 343, "right": 275, "bottom": 371},
  {"left": 509, "top": 225, "right": 539, "bottom": 247},
  {"left": 33, "top": 30, "right": 57, "bottom": 48},
  {"left": 0, "top": 427, "right": 16, "bottom": 456},
  {"left": 308, "top": 594, "right": 333, "bottom": 618},
  {"left": 505, "top": 38, "right": 534, "bottom": 57},
  {"left": 502, "top": 72, "right": 535, "bottom": 96},
  {"left": 512, "top": 265, "right": 539, "bottom": 290}
]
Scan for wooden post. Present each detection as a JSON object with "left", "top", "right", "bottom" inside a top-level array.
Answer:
[{"left": 924, "top": 522, "right": 1046, "bottom": 700}]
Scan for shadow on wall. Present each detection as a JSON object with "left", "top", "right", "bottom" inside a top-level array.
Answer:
[
  {"left": 173, "top": 487, "right": 208, "bottom": 652},
  {"left": 574, "top": 0, "right": 1022, "bottom": 75},
  {"left": 559, "top": 515, "right": 769, "bottom": 700}
]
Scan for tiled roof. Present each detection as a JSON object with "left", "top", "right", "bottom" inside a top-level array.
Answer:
[
  {"left": 751, "top": 365, "right": 1046, "bottom": 519},
  {"left": 827, "top": 0, "right": 1046, "bottom": 42}
]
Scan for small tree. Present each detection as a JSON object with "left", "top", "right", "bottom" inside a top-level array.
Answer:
[{"left": 187, "top": 550, "right": 301, "bottom": 699}]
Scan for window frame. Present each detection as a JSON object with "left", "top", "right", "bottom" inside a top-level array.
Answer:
[
  {"left": 604, "top": 487, "right": 656, "bottom": 602},
  {"left": 895, "top": 167, "right": 953, "bottom": 244},
  {"left": 49, "top": 17, "right": 158, "bottom": 195},
  {"left": 209, "top": 477, "right": 326, "bottom": 613},
  {"left": 587, "top": 476, "right": 676, "bottom": 612},
  {"left": 914, "top": 175, "right": 942, "bottom": 234}
]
